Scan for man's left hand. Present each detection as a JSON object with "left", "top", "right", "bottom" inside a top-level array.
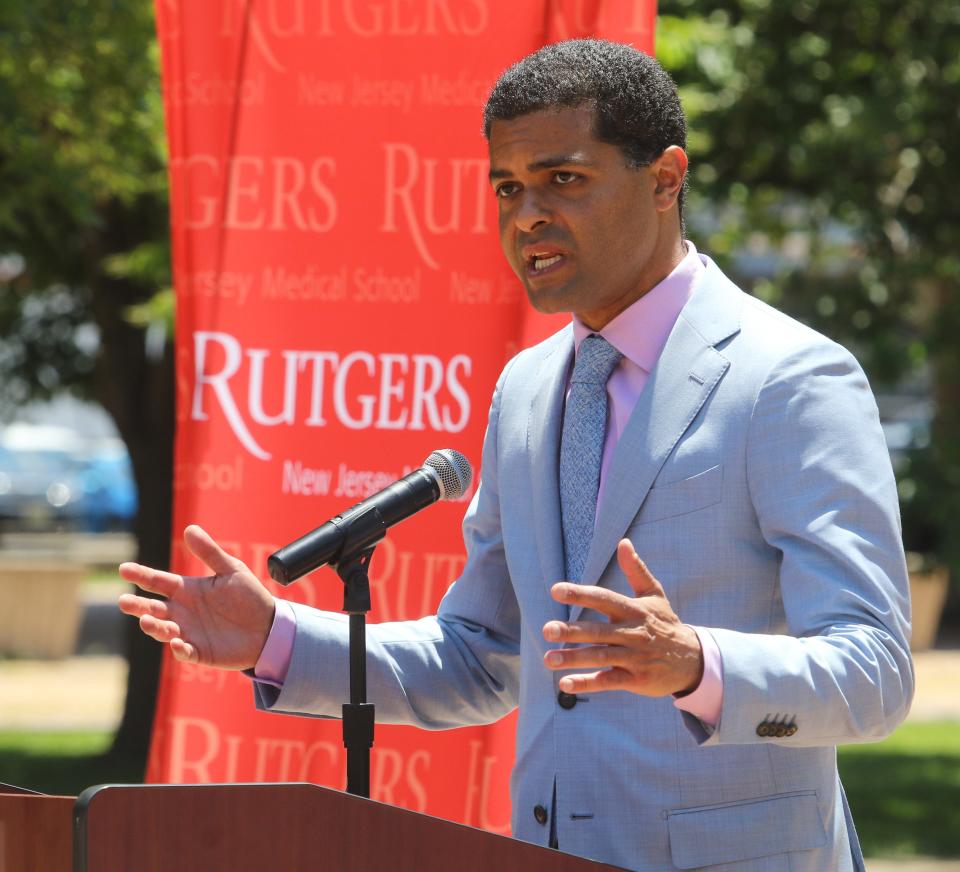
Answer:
[{"left": 543, "top": 538, "right": 704, "bottom": 697}]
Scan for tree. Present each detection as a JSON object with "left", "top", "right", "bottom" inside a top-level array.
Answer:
[
  {"left": 0, "top": 0, "right": 172, "bottom": 762},
  {"left": 658, "top": 0, "right": 960, "bottom": 576}
]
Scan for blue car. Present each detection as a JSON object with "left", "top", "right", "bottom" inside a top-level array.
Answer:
[{"left": 0, "top": 427, "right": 137, "bottom": 532}]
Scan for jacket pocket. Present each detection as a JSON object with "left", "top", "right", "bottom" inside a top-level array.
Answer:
[
  {"left": 632, "top": 464, "right": 723, "bottom": 526},
  {"left": 667, "top": 790, "right": 827, "bottom": 869}
]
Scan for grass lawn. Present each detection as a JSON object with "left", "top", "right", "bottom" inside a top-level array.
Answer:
[
  {"left": 839, "top": 720, "right": 960, "bottom": 858},
  {"left": 0, "top": 722, "right": 957, "bottom": 858},
  {"left": 0, "top": 730, "right": 142, "bottom": 797}
]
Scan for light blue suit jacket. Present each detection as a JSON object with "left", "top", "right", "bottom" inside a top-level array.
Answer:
[{"left": 256, "top": 258, "right": 913, "bottom": 871}]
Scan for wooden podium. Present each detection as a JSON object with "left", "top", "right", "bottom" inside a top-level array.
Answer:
[{"left": 0, "top": 782, "right": 624, "bottom": 871}]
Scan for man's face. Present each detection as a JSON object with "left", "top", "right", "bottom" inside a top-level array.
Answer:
[{"left": 488, "top": 105, "right": 682, "bottom": 330}]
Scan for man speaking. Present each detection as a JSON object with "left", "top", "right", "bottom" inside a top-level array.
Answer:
[{"left": 119, "top": 39, "right": 912, "bottom": 871}]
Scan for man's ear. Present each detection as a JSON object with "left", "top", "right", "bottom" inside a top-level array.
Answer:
[{"left": 652, "top": 146, "right": 688, "bottom": 211}]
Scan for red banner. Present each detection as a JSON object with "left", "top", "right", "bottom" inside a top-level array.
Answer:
[{"left": 151, "top": 0, "right": 655, "bottom": 830}]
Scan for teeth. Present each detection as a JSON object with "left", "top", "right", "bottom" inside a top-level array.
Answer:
[{"left": 533, "top": 254, "right": 562, "bottom": 271}]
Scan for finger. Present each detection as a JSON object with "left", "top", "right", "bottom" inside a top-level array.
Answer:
[
  {"left": 170, "top": 637, "right": 199, "bottom": 663},
  {"left": 118, "top": 593, "right": 171, "bottom": 620},
  {"left": 543, "top": 618, "right": 626, "bottom": 644},
  {"left": 183, "top": 524, "right": 242, "bottom": 577},
  {"left": 544, "top": 644, "right": 625, "bottom": 671},
  {"left": 558, "top": 668, "right": 633, "bottom": 695},
  {"left": 551, "top": 583, "right": 635, "bottom": 621},
  {"left": 138, "top": 613, "right": 183, "bottom": 644},
  {"left": 118, "top": 562, "right": 182, "bottom": 597},
  {"left": 616, "top": 539, "right": 665, "bottom": 598}
]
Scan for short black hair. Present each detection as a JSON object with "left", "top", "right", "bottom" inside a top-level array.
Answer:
[{"left": 483, "top": 39, "right": 687, "bottom": 224}]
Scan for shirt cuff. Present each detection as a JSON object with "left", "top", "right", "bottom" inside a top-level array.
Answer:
[
  {"left": 251, "top": 598, "right": 296, "bottom": 687},
  {"left": 672, "top": 625, "right": 723, "bottom": 728}
]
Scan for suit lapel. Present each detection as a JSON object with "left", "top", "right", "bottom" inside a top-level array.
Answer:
[
  {"left": 571, "top": 261, "right": 743, "bottom": 621},
  {"left": 527, "top": 332, "right": 574, "bottom": 621}
]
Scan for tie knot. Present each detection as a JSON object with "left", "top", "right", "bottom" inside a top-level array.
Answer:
[{"left": 572, "top": 334, "right": 622, "bottom": 385}]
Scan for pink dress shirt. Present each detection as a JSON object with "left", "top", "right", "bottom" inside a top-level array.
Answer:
[{"left": 255, "top": 241, "right": 724, "bottom": 727}]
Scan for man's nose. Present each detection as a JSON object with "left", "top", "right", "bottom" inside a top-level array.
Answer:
[{"left": 513, "top": 192, "right": 551, "bottom": 233}]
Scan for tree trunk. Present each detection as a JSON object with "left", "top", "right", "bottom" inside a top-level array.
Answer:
[
  {"left": 105, "top": 332, "right": 174, "bottom": 764},
  {"left": 89, "top": 203, "right": 176, "bottom": 769},
  {"left": 933, "top": 278, "right": 960, "bottom": 571},
  {"left": 110, "top": 355, "right": 174, "bottom": 762},
  {"left": 105, "top": 329, "right": 174, "bottom": 764}
]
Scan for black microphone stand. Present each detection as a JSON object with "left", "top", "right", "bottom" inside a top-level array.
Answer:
[
  {"left": 268, "top": 450, "right": 472, "bottom": 797},
  {"left": 331, "top": 505, "right": 387, "bottom": 798}
]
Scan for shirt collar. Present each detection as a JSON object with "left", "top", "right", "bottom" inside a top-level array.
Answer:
[{"left": 572, "top": 240, "right": 705, "bottom": 373}]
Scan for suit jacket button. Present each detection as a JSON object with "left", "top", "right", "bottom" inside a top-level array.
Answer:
[
  {"left": 756, "top": 723, "right": 770, "bottom": 737},
  {"left": 558, "top": 691, "right": 577, "bottom": 710},
  {"left": 534, "top": 804, "right": 549, "bottom": 825}
]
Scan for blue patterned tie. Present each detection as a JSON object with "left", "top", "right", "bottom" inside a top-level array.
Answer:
[{"left": 560, "top": 334, "right": 623, "bottom": 581}]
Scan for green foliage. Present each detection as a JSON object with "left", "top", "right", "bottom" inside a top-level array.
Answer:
[
  {"left": 0, "top": 0, "right": 170, "bottom": 413},
  {"left": 105, "top": 241, "right": 174, "bottom": 335},
  {"left": 659, "top": 0, "right": 960, "bottom": 571},
  {"left": 838, "top": 721, "right": 960, "bottom": 857}
]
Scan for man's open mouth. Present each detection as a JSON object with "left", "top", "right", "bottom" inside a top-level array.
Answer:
[{"left": 526, "top": 251, "right": 566, "bottom": 275}]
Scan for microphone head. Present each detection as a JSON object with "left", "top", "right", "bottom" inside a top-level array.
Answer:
[{"left": 424, "top": 449, "right": 473, "bottom": 500}]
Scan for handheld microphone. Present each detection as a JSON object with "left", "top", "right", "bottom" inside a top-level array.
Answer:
[{"left": 268, "top": 449, "right": 472, "bottom": 585}]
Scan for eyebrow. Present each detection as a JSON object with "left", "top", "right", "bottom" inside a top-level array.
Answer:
[{"left": 488, "top": 154, "right": 596, "bottom": 181}]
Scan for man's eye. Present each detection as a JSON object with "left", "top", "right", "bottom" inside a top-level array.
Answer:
[
  {"left": 553, "top": 171, "right": 579, "bottom": 185},
  {"left": 495, "top": 183, "right": 519, "bottom": 198}
]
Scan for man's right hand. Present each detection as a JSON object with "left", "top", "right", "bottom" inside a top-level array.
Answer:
[{"left": 118, "top": 524, "right": 276, "bottom": 671}]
